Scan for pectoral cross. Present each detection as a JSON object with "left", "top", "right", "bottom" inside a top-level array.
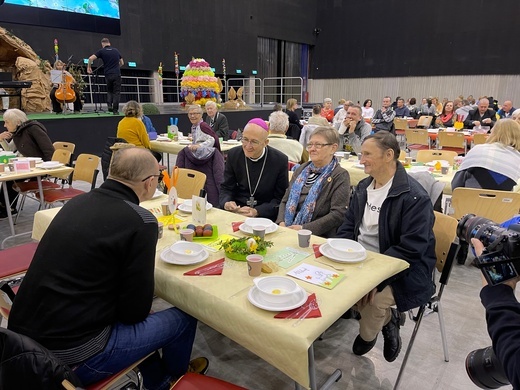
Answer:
[{"left": 247, "top": 196, "right": 257, "bottom": 208}]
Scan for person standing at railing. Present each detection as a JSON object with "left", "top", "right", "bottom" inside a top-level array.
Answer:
[{"left": 87, "top": 38, "right": 124, "bottom": 115}]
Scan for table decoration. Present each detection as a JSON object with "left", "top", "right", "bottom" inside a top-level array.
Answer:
[
  {"left": 218, "top": 236, "right": 273, "bottom": 261},
  {"left": 287, "top": 263, "right": 345, "bottom": 289}
]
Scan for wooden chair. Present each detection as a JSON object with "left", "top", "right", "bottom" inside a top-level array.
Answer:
[
  {"left": 437, "top": 131, "right": 466, "bottom": 154},
  {"left": 451, "top": 187, "right": 520, "bottom": 222},
  {"left": 472, "top": 133, "right": 488, "bottom": 146},
  {"left": 173, "top": 168, "right": 207, "bottom": 199},
  {"left": 416, "top": 115, "right": 433, "bottom": 129},
  {"left": 394, "top": 117, "right": 409, "bottom": 131},
  {"left": 415, "top": 150, "right": 458, "bottom": 165},
  {"left": 53, "top": 141, "right": 76, "bottom": 155},
  {"left": 404, "top": 129, "right": 430, "bottom": 151},
  {"left": 35, "top": 154, "right": 100, "bottom": 207},
  {"left": 394, "top": 212, "right": 459, "bottom": 389},
  {"left": 399, "top": 150, "right": 406, "bottom": 160}
]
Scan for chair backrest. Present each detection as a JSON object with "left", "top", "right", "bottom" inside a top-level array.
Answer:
[
  {"left": 394, "top": 117, "right": 409, "bottom": 130},
  {"left": 417, "top": 116, "right": 433, "bottom": 128},
  {"left": 72, "top": 154, "right": 100, "bottom": 189},
  {"left": 405, "top": 129, "right": 429, "bottom": 146},
  {"left": 399, "top": 150, "right": 406, "bottom": 160},
  {"left": 451, "top": 187, "right": 520, "bottom": 222},
  {"left": 51, "top": 149, "right": 72, "bottom": 166},
  {"left": 432, "top": 211, "right": 458, "bottom": 273},
  {"left": 473, "top": 133, "right": 488, "bottom": 145},
  {"left": 52, "top": 142, "right": 76, "bottom": 154},
  {"left": 437, "top": 131, "right": 465, "bottom": 149},
  {"left": 416, "top": 150, "right": 458, "bottom": 165},
  {"left": 174, "top": 168, "right": 207, "bottom": 199}
]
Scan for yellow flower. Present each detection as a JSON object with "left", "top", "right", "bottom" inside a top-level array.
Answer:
[{"left": 246, "top": 238, "right": 258, "bottom": 252}]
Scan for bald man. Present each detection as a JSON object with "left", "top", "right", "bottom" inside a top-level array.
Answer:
[
  {"left": 464, "top": 98, "right": 497, "bottom": 129},
  {"left": 9, "top": 148, "right": 203, "bottom": 389},
  {"left": 498, "top": 100, "right": 516, "bottom": 119},
  {"left": 220, "top": 118, "right": 288, "bottom": 220}
]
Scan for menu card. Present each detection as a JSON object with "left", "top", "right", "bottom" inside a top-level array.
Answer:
[
  {"left": 287, "top": 263, "right": 345, "bottom": 290},
  {"left": 192, "top": 195, "right": 206, "bottom": 224}
]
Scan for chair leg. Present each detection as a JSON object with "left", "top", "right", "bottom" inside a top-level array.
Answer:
[
  {"left": 393, "top": 305, "right": 426, "bottom": 390},
  {"left": 437, "top": 301, "right": 449, "bottom": 362}
]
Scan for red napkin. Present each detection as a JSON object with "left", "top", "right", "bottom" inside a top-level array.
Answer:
[
  {"left": 184, "top": 258, "right": 225, "bottom": 276},
  {"left": 231, "top": 221, "right": 244, "bottom": 232},
  {"left": 313, "top": 244, "right": 323, "bottom": 258},
  {"left": 274, "top": 293, "right": 322, "bottom": 319}
]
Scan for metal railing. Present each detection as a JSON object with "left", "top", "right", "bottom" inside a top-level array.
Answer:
[{"left": 81, "top": 74, "right": 304, "bottom": 107}]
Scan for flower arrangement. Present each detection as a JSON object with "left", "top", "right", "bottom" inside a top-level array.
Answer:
[
  {"left": 218, "top": 236, "right": 274, "bottom": 261},
  {"left": 180, "top": 58, "right": 222, "bottom": 106}
]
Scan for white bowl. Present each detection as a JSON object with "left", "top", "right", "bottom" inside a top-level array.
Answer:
[
  {"left": 169, "top": 241, "right": 204, "bottom": 259},
  {"left": 327, "top": 239, "right": 366, "bottom": 259},
  {"left": 244, "top": 218, "right": 273, "bottom": 229},
  {"left": 253, "top": 276, "right": 300, "bottom": 303}
]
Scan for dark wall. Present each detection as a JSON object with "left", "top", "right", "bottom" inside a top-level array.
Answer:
[
  {"left": 0, "top": 0, "right": 317, "bottom": 76},
  {"left": 311, "top": 0, "right": 520, "bottom": 79}
]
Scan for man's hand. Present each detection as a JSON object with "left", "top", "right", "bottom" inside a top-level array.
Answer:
[
  {"left": 471, "top": 238, "right": 520, "bottom": 289},
  {"left": 0, "top": 132, "right": 12, "bottom": 140},
  {"left": 473, "top": 121, "right": 481, "bottom": 127},
  {"left": 236, "top": 206, "right": 258, "bottom": 217},
  {"left": 188, "top": 144, "right": 200, "bottom": 152},
  {"left": 87, "top": 66, "right": 92, "bottom": 74},
  {"left": 224, "top": 201, "right": 241, "bottom": 212},
  {"left": 482, "top": 118, "right": 492, "bottom": 124}
]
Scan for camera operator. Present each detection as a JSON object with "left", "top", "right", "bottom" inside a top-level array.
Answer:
[{"left": 472, "top": 238, "right": 520, "bottom": 389}]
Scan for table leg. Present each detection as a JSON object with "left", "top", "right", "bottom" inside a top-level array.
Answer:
[
  {"left": 2, "top": 181, "right": 15, "bottom": 237},
  {"left": 299, "top": 343, "right": 342, "bottom": 390},
  {"left": 36, "top": 176, "right": 45, "bottom": 209}
]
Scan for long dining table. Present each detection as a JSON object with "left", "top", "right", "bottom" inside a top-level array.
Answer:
[
  {"left": 32, "top": 195, "right": 409, "bottom": 389},
  {"left": 1, "top": 165, "right": 73, "bottom": 248}
]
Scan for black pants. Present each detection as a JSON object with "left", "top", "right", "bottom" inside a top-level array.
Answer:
[
  {"left": 105, "top": 73, "right": 121, "bottom": 112},
  {"left": 50, "top": 88, "right": 83, "bottom": 113}
]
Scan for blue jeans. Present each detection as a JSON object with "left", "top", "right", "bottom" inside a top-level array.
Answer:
[{"left": 73, "top": 307, "right": 197, "bottom": 390}]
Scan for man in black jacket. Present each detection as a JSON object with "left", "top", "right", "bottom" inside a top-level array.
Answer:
[
  {"left": 464, "top": 98, "right": 497, "bottom": 129},
  {"left": 9, "top": 148, "right": 202, "bottom": 389}
]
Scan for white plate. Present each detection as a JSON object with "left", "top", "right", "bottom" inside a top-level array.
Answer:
[
  {"left": 178, "top": 140, "right": 191, "bottom": 145},
  {"left": 409, "top": 166, "right": 430, "bottom": 173},
  {"left": 39, "top": 161, "right": 64, "bottom": 169},
  {"left": 223, "top": 140, "right": 240, "bottom": 144},
  {"left": 178, "top": 201, "right": 213, "bottom": 213},
  {"left": 248, "top": 285, "right": 307, "bottom": 311},
  {"left": 152, "top": 189, "right": 165, "bottom": 199},
  {"left": 160, "top": 247, "right": 209, "bottom": 265},
  {"left": 239, "top": 222, "right": 278, "bottom": 235},
  {"left": 425, "top": 160, "right": 450, "bottom": 167},
  {"left": 319, "top": 243, "right": 366, "bottom": 263}
]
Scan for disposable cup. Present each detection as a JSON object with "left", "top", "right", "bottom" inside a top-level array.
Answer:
[
  {"left": 252, "top": 226, "right": 266, "bottom": 239},
  {"left": 298, "top": 229, "right": 312, "bottom": 248},
  {"left": 180, "top": 228, "right": 194, "bottom": 242},
  {"left": 161, "top": 202, "right": 171, "bottom": 216},
  {"left": 247, "top": 254, "right": 263, "bottom": 277}
]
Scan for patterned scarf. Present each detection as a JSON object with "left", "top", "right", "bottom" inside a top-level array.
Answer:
[{"left": 284, "top": 158, "right": 337, "bottom": 226}]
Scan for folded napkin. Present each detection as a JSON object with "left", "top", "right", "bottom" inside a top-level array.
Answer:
[
  {"left": 313, "top": 244, "right": 323, "bottom": 258},
  {"left": 183, "top": 258, "right": 225, "bottom": 276},
  {"left": 274, "top": 293, "right": 322, "bottom": 319},
  {"left": 232, "top": 221, "right": 244, "bottom": 232}
]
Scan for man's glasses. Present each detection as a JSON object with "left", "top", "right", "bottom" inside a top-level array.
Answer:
[
  {"left": 241, "top": 137, "right": 263, "bottom": 146},
  {"left": 188, "top": 113, "right": 201, "bottom": 117},
  {"left": 142, "top": 173, "right": 163, "bottom": 182},
  {"left": 306, "top": 143, "right": 333, "bottom": 150}
]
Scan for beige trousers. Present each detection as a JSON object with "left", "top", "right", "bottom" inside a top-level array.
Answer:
[{"left": 356, "top": 285, "right": 396, "bottom": 342}]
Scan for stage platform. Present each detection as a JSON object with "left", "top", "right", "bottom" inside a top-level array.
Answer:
[{"left": 0, "top": 104, "right": 288, "bottom": 157}]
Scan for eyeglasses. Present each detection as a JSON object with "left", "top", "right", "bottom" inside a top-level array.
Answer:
[
  {"left": 188, "top": 112, "right": 201, "bottom": 117},
  {"left": 306, "top": 143, "right": 333, "bottom": 150},
  {"left": 241, "top": 137, "right": 263, "bottom": 146},
  {"left": 142, "top": 173, "right": 163, "bottom": 182}
]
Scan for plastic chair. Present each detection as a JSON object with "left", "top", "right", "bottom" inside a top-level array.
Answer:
[
  {"left": 52, "top": 142, "right": 76, "bottom": 156},
  {"left": 171, "top": 372, "right": 247, "bottom": 390},
  {"left": 416, "top": 115, "right": 433, "bottom": 129},
  {"left": 173, "top": 168, "right": 207, "bottom": 199},
  {"left": 472, "top": 133, "right": 488, "bottom": 146},
  {"left": 437, "top": 131, "right": 466, "bottom": 154},
  {"left": 450, "top": 187, "right": 520, "bottom": 222},
  {"left": 35, "top": 154, "right": 100, "bottom": 208},
  {"left": 415, "top": 150, "right": 458, "bottom": 165},
  {"left": 404, "top": 129, "right": 430, "bottom": 151},
  {"left": 393, "top": 212, "right": 459, "bottom": 389},
  {"left": 394, "top": 118, "right": 409, "bottom": 131}
]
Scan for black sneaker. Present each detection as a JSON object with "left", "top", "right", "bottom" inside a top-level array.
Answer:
[
  {"left": 113, "top": 111, "right": 120, "bottom": 115},
  {"left": 352, "top": 334, "right": 377, "bottom": 356},
  {"left": 381, "top": 308, "right": 405, "bottom": 362}
]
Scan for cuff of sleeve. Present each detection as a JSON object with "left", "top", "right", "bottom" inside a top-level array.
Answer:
[{"left": 481, "top": 284, "right": 517, "bottom": 308}]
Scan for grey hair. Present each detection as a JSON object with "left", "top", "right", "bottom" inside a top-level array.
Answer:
[
  {"left": 205, "top": 101, "right": 217, "bottom": 109},
  {"left": 512, "top": 108, "right": 520, "bottom": 120},
  {"left": 188, "top": 105, "right": 203, "bottom": 114},
  {"left": 3, "top": 109, "right": 28, "bottom": 127},
  {"left": 123, "top": 100, "right": 142, "bottom": 118},
  {"left": 268, "top": 111, "right": 289, "bottom": 133},
  {"left": 108, "top": 147, "right": 157, "bottom": 182},
  {"left": 363, "top": 131, "right": 400, "bottom": 161},
  {"left": 310, "top": 126, "right": 339, "bottom": 145}
]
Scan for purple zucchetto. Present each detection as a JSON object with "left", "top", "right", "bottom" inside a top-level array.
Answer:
[{"left": 246, "top": 118, "right": 269, "bottom": 131}]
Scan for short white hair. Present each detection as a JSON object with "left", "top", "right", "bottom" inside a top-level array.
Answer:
[
  {"left": 205, "top": 101, "right": 217, "bottom": 109},
  {"left": 268, "top": 111, "right": 289, "bottom": 133},
  {"left": 512, "top": 108, "right": 520, "bottom": 120}
]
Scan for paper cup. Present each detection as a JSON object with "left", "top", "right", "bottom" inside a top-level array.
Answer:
[
  {"left": 180, "top": 228, "right": 194, "bottom": 242},
  {"left": 252, "top": 226, "right": 266, "bottom": 239},
  {"left": 158, "top": 222, "right": 164, "bottom": 239},
  {"left": 247, "top": 254, "right": 263, "bottom": 277},
  {"left": 405, "top": 157, "right": 412, "bottom": 166},
  {"left": 161, "top": 202, "right": 171, "bottom": 216},
  {"left": 441, "top": 166, "right": 449, "bottom": 174},
  {"left": 298, "top": 229, "right": 312, "bottom": 248}
]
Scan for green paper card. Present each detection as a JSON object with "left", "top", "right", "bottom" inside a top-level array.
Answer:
[{"left": 264, "top": 247, "right": 311, "bottom": 269}]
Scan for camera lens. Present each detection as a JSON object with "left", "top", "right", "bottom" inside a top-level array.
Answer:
[
  {"left": 465, "top": 346, "right": 509, "bottom": 389},
  {"left": 457, "top": 214, "right": 506, "bottom": 247}
]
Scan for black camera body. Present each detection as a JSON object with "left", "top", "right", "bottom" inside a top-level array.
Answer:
[{"left": 457, "top": 214, "right": 520, "bottom": 285}]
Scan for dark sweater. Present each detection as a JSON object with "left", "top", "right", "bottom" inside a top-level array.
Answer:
[
  {"left": 219, "top": 145, "right": 288, "bottom": 221},
  {"left": 12, "top": 120, "right": 55, "bottom": 161},
  {"left": 8, "top": 180, "right": 158, "bottom": 364}
]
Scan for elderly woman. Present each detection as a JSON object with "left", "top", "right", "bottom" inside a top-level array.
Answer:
[
  {"left": 186, "top": 105, "right": 221, "bottom": 159},
  {"left": 276, "top": 126, "right": 350, "bottom": 237},
  {"left": 116, "top": 100, "right": 161, "bottom": 162},
  {"left": 0, "top": 109, "right": 55, "bottom": 217}
]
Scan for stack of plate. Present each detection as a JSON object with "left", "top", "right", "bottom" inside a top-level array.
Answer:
[
  {"left": 248, "top": 276, "right": 307, "bottom": 311},
  {"left": 178, "top": 199, "right": 213, "bottom": 213},
  {"left": 319, "top": 238, "right": 367, "bottom": 263},
  {"left": 160, "top": 241, "right": 209, "bottom": 265},
  {"left": 239, "top": 217, "right": 278, "bottom": 235}
]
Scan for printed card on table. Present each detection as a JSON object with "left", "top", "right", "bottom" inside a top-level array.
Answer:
[
  {"left": 287, "top": 263, "right": 345, "bottom": 289},
  {"left": 264, "top": 247, "right": 311, "bottom": 269}
]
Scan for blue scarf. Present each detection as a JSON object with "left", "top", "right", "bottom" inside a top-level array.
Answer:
[{"left": 284, "top": 158, "right": 337, "bottom": 226}]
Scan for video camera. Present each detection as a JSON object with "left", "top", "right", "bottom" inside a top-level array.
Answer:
[
  {"left": 457, "top": 214, "right": 520, "bottom": 389},
  {"left": 457, "top": 214, "right": 520, "bottom": 286}
]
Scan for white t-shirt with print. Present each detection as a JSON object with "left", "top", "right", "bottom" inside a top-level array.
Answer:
[{"left": 358, "top": 178, "right": 393, "bottom": 253}]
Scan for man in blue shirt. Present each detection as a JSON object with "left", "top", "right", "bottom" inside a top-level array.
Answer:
[
  {"left": 497, "top": 100, "right": 516, "bottom": 119},
  {"left": 87, "top": 38, "right": 124, "bottom": 115},
  {"left": 394, "top": 98, "right": 411, "bottom": 118}
]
